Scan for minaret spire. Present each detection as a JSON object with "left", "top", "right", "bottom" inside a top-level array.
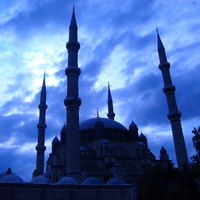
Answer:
[
  {"left": 157, "top": 30, "right": 188, "bottom": 169},
  {"left": 107, "top": 82, "right": 115, "bottom": 120},
  {"left": 64, "top": 8, "right": 81, "bottom": 180},
  {"left": 157, "top": 28, "right": 168, "bottom": 64},
  {"left": 35, "top": 73, "right": 48, "bottom": 176}
]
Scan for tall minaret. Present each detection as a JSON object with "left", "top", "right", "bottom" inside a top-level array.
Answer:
[
  {"left": 64, "top": 7, "right": 81, "bottom": 180},
  {"left": 35, "top": 74, "right": 47, "bottom": 176},
  {"left": 107, "top": 82, "right": 115, "bottom": 120},
  {"left": 157, "top": 30, "right": 188, "bottom": 169}
]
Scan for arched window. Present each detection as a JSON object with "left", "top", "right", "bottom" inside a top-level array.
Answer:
[
  {"left": 111, "top": 145, "right": 130, "bottom": 158},
  {"left": 82, "top": 163, "right": 102, "bottom": 173},
  {"left": 123, "top": 162, "right": 138, "bottom": 174}
]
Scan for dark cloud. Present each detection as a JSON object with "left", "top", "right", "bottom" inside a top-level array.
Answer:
[
  {"left": 2, "top": 0, "right": 78, "bottom": 38},
  {"left": 0, "top": 0, "right": 199, "bottom": 180},
  {"left": 174, "top": 65, "right": 200, "bottom": 121},
  {"left": 0, "top": 148, "right": 35, "bottom": 181},
  {"left": 109, "top": 72, "right": 168, "bottom": 127}
]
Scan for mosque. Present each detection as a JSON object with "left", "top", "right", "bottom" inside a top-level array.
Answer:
[{"left": 0, "top": 9, "right": 188, "bottom": 199}]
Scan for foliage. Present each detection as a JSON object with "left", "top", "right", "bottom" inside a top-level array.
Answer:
[
  {"left": 136, "top": 164, "right": 199, "bottom": 200},
  {"left": 191, "top": 126, "right": 200, "bottom": 166}
]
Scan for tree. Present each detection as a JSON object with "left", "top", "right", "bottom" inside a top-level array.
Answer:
[
  {"left": 191, "top": 126, "right": 200, "bottom": 166},
  {"left": 136, "top": 164, "right": 199, "bottom": 200}
]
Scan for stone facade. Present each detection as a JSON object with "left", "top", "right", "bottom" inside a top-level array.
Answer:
[
  {"left": 0, "top": 183, "right": 136, "bottom": 200},
  {"left": 47, "top": 118, "right": 170, "bottom": 183}
]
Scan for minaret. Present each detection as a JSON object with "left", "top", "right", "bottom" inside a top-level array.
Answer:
[
  {"left": 157, "top": 30, "right": 188, "bottom": 169},
  {"left": 107, "top": 82, "right": 115, "bottom": 120},
  {"left": 35, "top": 74, "right": 47, "bottom": 176},
  {"left": 64, "top": 7, "right": 81, "bottom": 180}
]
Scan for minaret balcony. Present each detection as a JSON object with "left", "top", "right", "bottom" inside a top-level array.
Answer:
[
  {"left": 38, "top": 104, "right": 48, "bottom": 109},
  {"left": 66, "top": 41, "right": 80, "bottom": 50},
  {"left": 37, "top": 124, "right": 47, "bottom": 129},
  {"left": 163, "top": 85, "right": 176, "bottom": 94},
  {"left": 158, "top": 62, "right": 170, "bottom": 70},
  {"left": 167, "top": 111, "right": 182, "bottom": 120},
  {"left": 35, "top": 145, "right": 46, "bottom": 151},
  {"left": 65, "top": 66, "right": 81, "bottom": 76},
  {"left": 64, "top": 96, "right": 81, "bottom": 107}
]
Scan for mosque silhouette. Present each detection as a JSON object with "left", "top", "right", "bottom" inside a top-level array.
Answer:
[{"left": 0, "top": 8, "right": 188, "bottom": 199}]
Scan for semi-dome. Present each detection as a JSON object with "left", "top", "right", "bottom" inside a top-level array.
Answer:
[
  {"left": 56, "top": 176, "right": 77, "bottom": 185},
  {"left": 80, "top": 117, "right": 127, "bottom": 130},
  {"left": 30, "top": 175, "right": 51, "bottom": 184},
  {"left": 44, "top": 170, "right": 51, "bottom": 179},
  {"left": 82, "top": 177, "right": 102, "bottom": 185},
  {"left": 80, "top": 144, "right": 92, "bottom": 151},
  {"left": 106, "top": 177, "right": 126, "bottom": 185}
]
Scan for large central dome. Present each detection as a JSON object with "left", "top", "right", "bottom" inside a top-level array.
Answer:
[
  {"left": 79, "top": 117, "right": 129, "bottom": 142},
  {"left": 79, "top": 117, "right": 127, "bottom": 131}
]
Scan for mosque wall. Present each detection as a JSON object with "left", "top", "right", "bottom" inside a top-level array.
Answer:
[{"left": 0, "top": 183, "right": 137, "bottom": 200}]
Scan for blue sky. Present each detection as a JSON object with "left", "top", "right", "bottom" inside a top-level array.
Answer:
[{"left": 0, "top": 0, "right": 200, "bottom": 181}]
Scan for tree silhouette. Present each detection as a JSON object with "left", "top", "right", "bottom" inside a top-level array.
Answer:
[
  {"left": 191, "top": 126, "right": 200, "bottom": 166},
  {"left": 136, "top": 164, "right": 199, "bottom": 200}
]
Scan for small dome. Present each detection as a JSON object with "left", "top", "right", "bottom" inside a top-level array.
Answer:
[
  {"left": 160, "top": 146, "right": 167, "bottom": 153},
  {"left": 106, "top": 178, "right": 126, "bottom": 185},
  {"left": 61, "top": 124, "right": 67, "bottom": 131},
  {"left": 129, "top": 121, "right": 138, "bottom": 128},
  {"left": 52, "top": 136, "right": 60, "bottom": 143},
  {"left": 56, "top": 176, "right": 77, "bottom": 185},
  {"left": 0, "top": 171, "right": 8, "bottom": 180},
  {"left": 139, "top": 133, "right": 146, "bottom": 139},
  {"left": 30, "top": 175, "right": 51, "bottom": 184},
  {"left": 82, "top": 177, "right": 102, "bottom": 185},
  {"left": 80, "top": 144, "right": 92, "bottom": 151},
  {"left": 0, "top": 173, "right": 24, "bottom": 183}
]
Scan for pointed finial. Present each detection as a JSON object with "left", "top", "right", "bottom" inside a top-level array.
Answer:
[
  {"left": 156, "top": 27, "right": 158, "bottom": 34},
  {"left": 42, "top": 72, "right": 46, "bottom": 92},
  {"left": 69, "top": 5, "right": 77, "bottom": 27},
  {"left": 107, "top": 82, "right": 115, "bottom": 120},
  {"left": 97, "top": 108, "right": 99, "bottom": 118},
  {"left": 156, "top": 28, "right": 164, "bottom": 50},
  {"left": 156, "top": 29, "right": 168, "bottom": 63},
  {"left": 108, "top": 81, "right": 112, "bottom": 99},
  {"left": 7, "top": 167, "right": 12, "bottom": 174}
]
